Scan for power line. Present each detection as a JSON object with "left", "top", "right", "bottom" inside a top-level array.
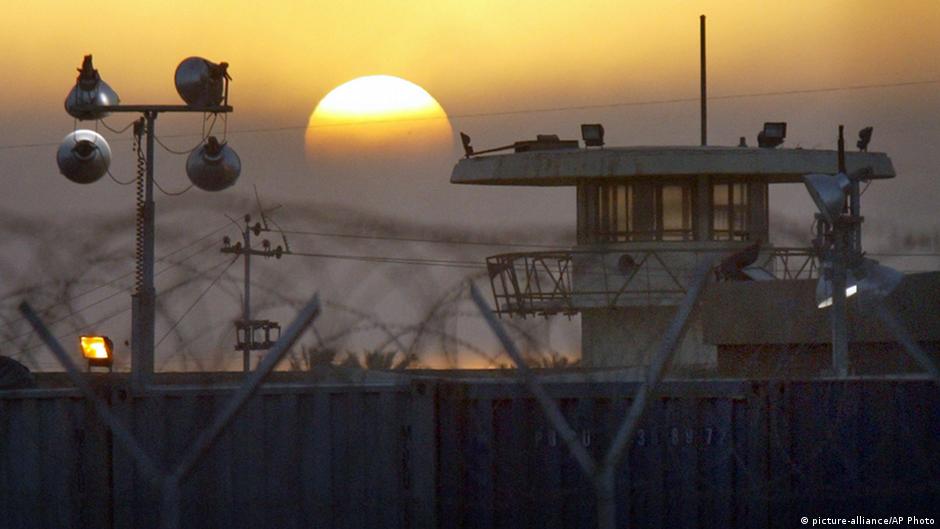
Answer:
[
  {"left": 4, "top": 244, "right": 224, "bottom": 342},
  {"left": 287, "top": 249, "right": 485, "bottom": 269},
  {"left": 155, "top": 256, "right": 239, "bottom": 349},
  {"left": 2, "top": 78, "right": 938, "bottom": 151},
  {"left": 277, "top": 228, "right": 569, "bottom": 249}
]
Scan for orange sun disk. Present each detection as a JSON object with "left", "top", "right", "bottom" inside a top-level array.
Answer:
[{"left": 305, "top": 75, "right": 453, "bottom": 162}]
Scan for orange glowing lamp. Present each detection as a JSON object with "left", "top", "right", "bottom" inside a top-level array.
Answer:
[{"left": 80, "top": 335, "right": 113, "bottom": 369}]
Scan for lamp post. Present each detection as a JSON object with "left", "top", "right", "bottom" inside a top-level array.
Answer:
[
  {"left": 58, "top": 55, "right": 240, "bottom": 390},
  {"left": 803, "top": 126, "right": 902, "bottom": 376}
]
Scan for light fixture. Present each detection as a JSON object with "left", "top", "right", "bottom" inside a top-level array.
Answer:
[
  {"left": 57, "top": 55, "right": 236, "bottom": 388},
  {"left": 857, "top": 126, "right": 873, "bottom": 152},
  {"left": 80, "top": 335, "right": 113, "bottom": 369},
  {"left": 65, "top": 55, "right": 120, "bottom": 120},
  {"left": 57, "top": 129, "right": 112, "bottom": 184},
  {"left": 174, "top": 57, "right": 230, "bottom": 107},
  {"left": 757, "top": 122, "right": 786, "bottom": 148},
  {"left": 815, "top": 262, "right": 859, "bottom": 309},
  {"left": 815, "top": 258, "right": 903, "bottom": 308},
  {"left": 186, "top": 136, "right": 241, "bottom": 191},
  {"left": 581, "top": 124, "right": 605, "bottom": 147},
  {"left": 803, "top": 172, "right": 851, "bottom": 224}
]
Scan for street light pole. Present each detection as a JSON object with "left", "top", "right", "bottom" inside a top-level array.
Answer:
[
  {"left": 60, "top": 55, "right": 239, "bottom": 390},
  {"left": 131, "top": 111, "right": 158, "bottom": 388}
]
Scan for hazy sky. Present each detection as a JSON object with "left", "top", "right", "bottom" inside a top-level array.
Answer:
[{"left": 2, "top": 1, "right": 939, "bottom": 369}]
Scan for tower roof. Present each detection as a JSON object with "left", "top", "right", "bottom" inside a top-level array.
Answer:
[{"left": 451, "top": 145, "right": 895, "bottom": 186}]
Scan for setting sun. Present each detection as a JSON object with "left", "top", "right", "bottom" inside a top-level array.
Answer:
[{"left": 305, "top": 75, "right": 453, "bottom": 161}]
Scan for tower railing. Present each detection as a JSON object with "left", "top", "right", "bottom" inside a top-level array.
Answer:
[{"left": 485, "top": 246, "right": 818, "bottom": 317}]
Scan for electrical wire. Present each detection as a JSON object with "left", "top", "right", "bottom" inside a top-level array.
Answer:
[
  {"left": 287, "top": 249, "right": 485, "bottom": 269},
  {"left": 152, "top": 177, "right": 193, "bottom": 196},
  {"left": 153, "top": 134, "right": 202, "bottom": 155},
  {"left": 107, "top": 168, "right": 136, "bottom": 186},
  {"left": 2, "top": 78, "right": 939, "bottom": 151},
  {"left": 98, "top": 117, "right": 136, "bottom": 134},
  {"left": 4, "top": 241, "right": 222, "bottom": 342},
  {"left": 276, "top": 228, "right": 570, "bottom": 249},
  {"left": 155, "top": 256, "right": 239, "bottom": 349}
]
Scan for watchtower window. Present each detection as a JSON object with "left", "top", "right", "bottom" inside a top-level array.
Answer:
[
  {"left": 580, "top": 181, "right": 694, "bottom": 243},
  {"left": 659, "top": 184, "right": 693, "bottom": 241},
  {"left": 712, "top": 180, "right": 749, "bottom": 240}
]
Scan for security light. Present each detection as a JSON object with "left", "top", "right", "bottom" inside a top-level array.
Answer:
[
  {"left": 57, "top": 130, "right": 112, "bottom": 184},
  {"left": 186, "top": 136, "right": 241, "bottom": 191},
  {"left": 815, "top": 258, "right": 902, "bottom": 308},
  {"left": 857, "top": 126, "right": 873, "bottom": 152},
  {"left": 175, "top": 57, "right": 229, "bottom": 107},
  {"left": 65, "top": 55, "right": 120, "bottom": 120},
  {"left": 80, "top": 335, "right": 113, "bottom": 369},
  {"left": 757, "top": 122, "right": 786, "bottom": 148},
  {"left": 581, "top": 124, "right": 605, "bottom": 147},
  {"left": 803, "top": 172, "right": 851, "bottom": 224},
  {"left": 815, "top": 265, "right": 859, "bottom": 309}
]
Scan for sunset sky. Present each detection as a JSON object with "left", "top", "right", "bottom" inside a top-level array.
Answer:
[{"left": 2, "top": 1, "right": 939, "bottom": 369}]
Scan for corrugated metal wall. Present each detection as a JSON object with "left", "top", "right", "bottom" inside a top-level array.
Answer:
[{"left": 1, "top": 380, "right": 939, "bottom": 528}]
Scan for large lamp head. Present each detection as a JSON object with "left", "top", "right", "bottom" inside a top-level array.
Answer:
[
  {"left": 186, "top": 136, "right": 240, "bottom": 191},
  {"left": 815, "top": 263, "right": 859, "bottom": 309},
  {"left": 175, "top": 57, "right": 229, "bottom": 107},
  {"left": 854, "top": 258, "right": 903, "bottom": 300},
  {"left": 581, "top": 123, "right": 605, "bottom": 147},
  {"left": 757, "top": 122, "right": 786, "bottom": 148},
  {"left": 57, "top": 129, "right": 112, "bottom": 184},
  {"left": 815, "top": 258, "right": 903, "bottom": 308},
  {"left": 803, "top": 172, "right": 851, "bottom": 224},
  {"left": 80, "top": 335, "right": 113, "bottom": 369},
  {"left": 65, "top": 55, "right": 120, "bottom": 120}
]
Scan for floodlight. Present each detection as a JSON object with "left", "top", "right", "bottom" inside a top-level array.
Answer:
[
  {"left": 57, "top": 130, "right": 112, "bottom": 184},
  {"left": 65, "top": 55, "right": 120, "bottom": 120},
  {"left": 815, "top": 258, "right": 903, "bottom": 308},
  {"left": 186, "top": 136, "right": 241, "bottom": 191},
  {"left": 854, "top": 258, "right": 904, "bottom": 299},
  {"left": 857, "top": 126, "right": 873, "bottom": 152},
  {"left": 80, "top": 335, "right": 113, "bottom": 369},
  {"left": 174, "top": 57, "right": 229, "bottom": 107},
  {"left": 757, "top": 122, "right": 786, "bottom": 148},
  {"left": 815, "top": 268, "right": 859, "bottom": 309},
  {"left": 803, "top": 172, "right": 851, "bottom": 224},
  {"left": 581, "top": 124, "right": 605, "bottom": 147}
]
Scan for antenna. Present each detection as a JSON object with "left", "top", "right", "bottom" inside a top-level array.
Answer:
[
  {"left": 700, "top": 14, "right": 707, "bottom": 146},
  {"left": 253, "top": 184, "right": 269, "bottom": 230}
]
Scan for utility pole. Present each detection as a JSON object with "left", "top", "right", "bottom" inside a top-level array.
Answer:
[{"left": 221, "top": 215, "right": 284, "bottom": 371}]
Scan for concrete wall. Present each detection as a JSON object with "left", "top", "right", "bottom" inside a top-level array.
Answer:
[{"left": 580, "top": 307, "right": 716, "bottom": 371}]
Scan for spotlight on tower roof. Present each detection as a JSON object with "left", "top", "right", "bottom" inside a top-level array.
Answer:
[
  {"left": 580, "top": 124, "right": 605, "bottom": 147},
  {"left": 857, "top": 126, "right": 873, "bottom": 152},
  {"left": 757, "top": 122, "right": 786, "bottom": 149}
]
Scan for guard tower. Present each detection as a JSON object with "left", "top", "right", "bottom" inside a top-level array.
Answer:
[{"left": 451, "top": 128, "right": 899, "bottom": 372}]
